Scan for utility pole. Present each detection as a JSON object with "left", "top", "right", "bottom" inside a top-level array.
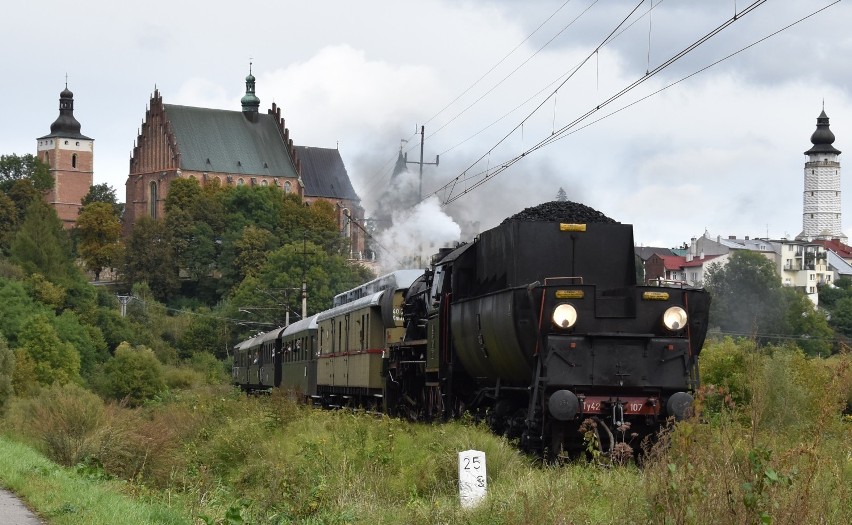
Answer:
[
  {"left": 406, "top": 125, "right": 439, "bottom": 202},
  {"left": 299, "top": 232, "right": 316, "bottom": 319}
]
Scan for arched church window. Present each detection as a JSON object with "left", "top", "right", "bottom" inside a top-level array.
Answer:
[
  {"left": 238, "top": 178, "right": 245, "bottom": 186},
  {"left": 149, "top": 181, "right": 158, "bottom": 219},
  {"left": 44, "top": 152, "right": 49, "bottom": 163},
  {"left": 341, "top": 208, "right": 351, "bottom": 238},
  {"left": 261, "top": 180, "right": 268, "bottom": 186},
  {"left": 285, "top": 181, "right": 291, "bottom": 193},
  {"left": 72, "top": 154, "right": 77, "bottom": 169}
]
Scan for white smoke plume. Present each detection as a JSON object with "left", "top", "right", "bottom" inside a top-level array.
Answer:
[{"left": 375, "top": 195, "right": 461, "bottom": 273}]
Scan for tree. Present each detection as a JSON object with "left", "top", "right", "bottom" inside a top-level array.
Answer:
[
  {"left": 14, "top": 314, "right": 81, "bottom": 387},
  {"left": 704, "top": 250, "right": 787, "bottom": 339},
  {"left": 556, "top": 187, "right": 567, "bottom": 202},
  {"left": 81, "top": 183, "right": 118, "bottom": 206},
  {"left": 0, "top": 154, "right": 52, "bottom": 192},
  {"left": 121, "top": 217, "right": 180, "bottom": 301},
  {"left": 10, "top": 200, "right": 79, "bottom": 284},
  {"left": 95, "top": 342, "right": 165, "bottom": 406},
  {"left": 783, "top": 288, "right": 833, "bottom": 356},
  {"left": 77, "top": 201, "right": 123, "bottom": 281},
  {"left": 81, "top": 182, "right": 123, "bottom": 217},
  {"left": 165, "top": 208, "right": 215, "bottom": 280},
  {"left": 5, "top": 179, "right": 44, "bottom": 222},
  {"left": 228, "top": 240, "right": 373, "bottom": 327},
  {"left": 0, "top": 192, "right": 18, "bottom": 252}
]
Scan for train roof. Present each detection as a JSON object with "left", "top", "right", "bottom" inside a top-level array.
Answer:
[
  {"left": 332, "top": 269, "right": 424, "bottom": 306},
  {"left": 320, "top": 290, "right": 385, "bottom": 321},
  {"left": 281, "top": 314, "right": 319, "bottom": 337}
]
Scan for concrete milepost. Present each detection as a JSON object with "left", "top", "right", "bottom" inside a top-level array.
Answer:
[{"left": 458, "top": 450, "right": 487, "bottom": 508}]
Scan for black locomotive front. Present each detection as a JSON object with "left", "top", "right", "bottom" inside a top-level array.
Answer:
[{"left": 441, "top": 219, "right": 710, "bottom": 454}]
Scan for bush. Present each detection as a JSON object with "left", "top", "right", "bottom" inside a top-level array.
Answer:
[
  {"left": 0, "top": 336, "right": 13, "bottom": 411},
  {"left": 95, "top": 342, "right": 166, "bottom": 406},
  {"left": 5, "top": 382, "right": 104, "bottom": 466}
]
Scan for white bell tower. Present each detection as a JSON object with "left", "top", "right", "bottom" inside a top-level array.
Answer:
[{"left": 798, "top": 108, "right": 844, "bottom": 241}]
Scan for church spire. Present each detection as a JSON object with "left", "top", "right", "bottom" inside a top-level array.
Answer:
[
  {"left": 805, "top": 108, "right": 841, "bottom": 156},
  {"left": 241, "top": 62, "right": 260, "bottom": 117},
  {"left": 45, "top": 83, "right": 90, "bottom": 139}
]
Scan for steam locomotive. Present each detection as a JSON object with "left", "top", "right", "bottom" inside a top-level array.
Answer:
[{"left": 233, "top": 202, "right": 711, "bottom": 456}]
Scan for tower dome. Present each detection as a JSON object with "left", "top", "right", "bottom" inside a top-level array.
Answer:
[
  {"left": 45, "top": 84, "right": 90, "bottom": 139},
  {"left": 805, "top": 110, "right": 841, "bottom": 156},
  {"left": 241, "top": 65, "right": 260, "bottom": 115}
]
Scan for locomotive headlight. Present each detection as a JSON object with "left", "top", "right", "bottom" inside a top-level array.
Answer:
[
  {"left": 663, "top": 306, "right": 688, "bottom": 331},
  {"left": 552, "top": 304, "right": 578, "bottom": 329}
]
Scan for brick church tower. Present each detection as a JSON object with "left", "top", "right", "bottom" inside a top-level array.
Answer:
[{"left": 37, "top": 84, "right": 93, "bottom": 228}]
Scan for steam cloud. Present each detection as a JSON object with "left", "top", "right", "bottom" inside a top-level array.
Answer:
[{"left": 372, "top": 169, "right": 461, "bottom": 273}]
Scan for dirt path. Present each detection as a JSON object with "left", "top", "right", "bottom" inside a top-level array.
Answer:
[{"left": 0, "top": 489, "right": 43, "bottom": 525}]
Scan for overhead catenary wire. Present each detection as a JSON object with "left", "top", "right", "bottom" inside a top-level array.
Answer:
[
  {"left": 431, "top": 0, "right": 838, "bottom": 205},
  {"left": 430, "top": 0, "right": 779, "bottom": 205},
  {"left": 435, "top": 0, "right": 666, "bottom": 158},
  {"left": 358, "top": 0, "right": 590, "bottom": 197}
]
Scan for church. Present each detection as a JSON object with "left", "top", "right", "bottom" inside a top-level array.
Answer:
[{"left": 123, "top": 69, "right": 365, "bottom": 258}]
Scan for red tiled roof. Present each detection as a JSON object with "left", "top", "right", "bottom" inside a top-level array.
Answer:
[
  {"left": 681, "top": 254, "right": 722, "bottom": 268},
  {"left": 814, "top": 239, "right": 852, "bottom": 258},
  {"left": 659, "top": 255, "right": 687, "bottom": 270}
]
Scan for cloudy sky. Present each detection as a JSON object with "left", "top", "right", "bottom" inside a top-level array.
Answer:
[{"left": 2, "top": 0, "right": 851, "bottom": 249}]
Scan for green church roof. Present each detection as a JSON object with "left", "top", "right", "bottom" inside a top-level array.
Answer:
[{"left": 163, "top": 104, "right": 298, "bottom": 178}]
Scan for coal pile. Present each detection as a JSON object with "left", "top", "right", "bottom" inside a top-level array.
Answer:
[{"left": 503, "top": 201, "right": 618, "bottom": 224}]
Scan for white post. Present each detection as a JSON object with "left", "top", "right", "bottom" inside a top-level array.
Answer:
[{"left": 458, "top": 449, "right": 487, "bottom": 508}]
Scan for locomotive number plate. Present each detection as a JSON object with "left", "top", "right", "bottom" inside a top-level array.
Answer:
[{"left": 580, "top": 396, "right": 658, "bottom": 416}]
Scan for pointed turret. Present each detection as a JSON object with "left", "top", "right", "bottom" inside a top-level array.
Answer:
[{"left": 241, "top": 63, "right": 260, "bottom": 118}]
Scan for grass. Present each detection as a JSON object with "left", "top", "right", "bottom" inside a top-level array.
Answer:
[
  {"left": 0, "top": 435, "right": 191, "bottom": 525},
  {"left": 0, "top": 341, "right": 850, "bottom": 524}
]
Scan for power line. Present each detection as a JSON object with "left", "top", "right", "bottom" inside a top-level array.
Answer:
[{"left": 431, "top": 0, "right": 777, "bottom": 205}]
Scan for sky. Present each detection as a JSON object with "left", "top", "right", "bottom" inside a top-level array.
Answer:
[{"left": 3, "top": 0, "right": 852, "bottom": 251}]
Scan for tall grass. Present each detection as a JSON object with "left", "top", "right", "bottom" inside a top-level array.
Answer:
[
  {"left": 1, "top": 341, "right": 850, "bottom": 524},
  {"left": 0, "top": 436, "right": 190, "bottom": 525}
]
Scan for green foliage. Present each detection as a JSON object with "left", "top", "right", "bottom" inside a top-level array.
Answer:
[
  {"left": 705, "top": 251, "right": 787, "bottom": 338},
  {"left": 782, "top": 288, "right": 833, "bottom": 356},
  {"left": 177, "top": 309, "right": 226, "bottom": 359},
  {"left": 700, "top": 337, "right": 753, "bottom": 406},
  {"left": 0, "top": 192, "right": 18, "bottom": 252},
  {"left": 53, "top": 310, "right": 109, "bottom": 380},
  {"left": 25, "top": 272, "right": 66, "bottom": 310},
  {"left": 0, "top": 335, "right": 13, "bottom": 411},
  {"left": 5, "top": 179, "right": 44, "bottom": 223},
  {"left": 81, "top": 182, "right": 118, "bottom": 207},
  {"left": 76, "top": 201, "right": 123, "bottom": 280},
  {"left": 95, "top": 342, "right": 166, "bottom": 406},
  {"left": 14, "top": 314, "right": 81, "bottom": 388},
  {"left": 0, "top": 436, "right": 193, "bottom": 524},
  {"left": 706, "top": 251, "right": 837, "bottom": 353},
  {"left": 5, "top": 382, "right": 104, "bottom": 466},
  {"left": 0, "top": 153, "right": 52, "bottom": 192},
  {"left": 122, "top": 217, "right": 180, "bottom": 302},
  {"left": 10, "top": 200, "right": 80, "bottom": 285},
  {"left": 228, "top": 241, "right": 373, "bottom": 328}
]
